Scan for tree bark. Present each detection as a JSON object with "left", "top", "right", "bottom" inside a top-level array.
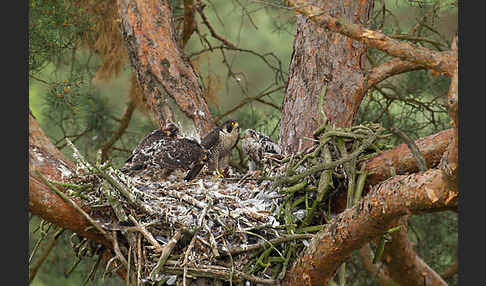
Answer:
[
  {"left": 279, "top": 0, "right": 373, "bottom": 154},
  {"left": 381, "top": 217, "right": 448, "bottom": 286},
  {"left": 364, "top": 128, "right": 453, "bottom": 186},
  {"left": 283, "top": 169, "right": 458, "bottom": 285},
  {"left": 29, "top": 112, "right": 112, "bottom": 248},
  {"left": 359, "top": 244, "right": 397, "bottom": 286},
  {"left": 117, "top": 0, "right": 214, "bottom": 134},
  {"left": 287, "top": 0, "right": 457, "bottom": 77}
]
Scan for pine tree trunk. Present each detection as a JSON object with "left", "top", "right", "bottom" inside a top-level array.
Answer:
[{"left": 279, "top": 0, "right": 373, "bottom": 154}]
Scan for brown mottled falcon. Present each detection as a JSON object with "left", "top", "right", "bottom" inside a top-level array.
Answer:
[
  {"left": 185, "top": 119, "right": 240, "bottom": 180},
  {"left": 241, "top": 129, "right": 281, "bottom": 172},
  {"left": 121, "top": 123, "right": 208, "bottom": 179}
]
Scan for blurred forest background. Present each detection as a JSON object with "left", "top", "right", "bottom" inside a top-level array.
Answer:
[{"left": 29, "top": 0, "right": 458, "bottom": 285}]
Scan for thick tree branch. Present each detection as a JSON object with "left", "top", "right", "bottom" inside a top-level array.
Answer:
[
  {"left": 29, "top": 112, "right": 111, "bottom": 248},
  {"left": 440, "top": 35, "right": 458, "bottom": 187},
  {"left": 382, "top": 217, "right": 447, "bottom": 286},
  {"left": 441, "top": 260, "right": 458, "bottom": 280},
  {"left": 359, "top": 244, "right": 397, "bottom": 286},
  {"left": 364, "top": 128, "right": 453, "bottom": 186},
  {"left": 365, "top": 58, "right": 425, "bottom": 91},
  {"left": 181, "top": 0, "right": 196, "bottom": 48},
  {"left": 117, "top": 0, "right": 214, "bottom": 135},
  {"left": 287, "top": 0, "right": 457, "bottom": 77},
  {"left": 283, "top": 169, "right": 458, "bottom": 285}
]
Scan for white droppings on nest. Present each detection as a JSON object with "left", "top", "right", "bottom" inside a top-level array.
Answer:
[
  {"left": 31, "top": 146, "right": 45, "bottom": 163},
  {"left": 57, "top": 163, "right": 72, "bottom": 179}
]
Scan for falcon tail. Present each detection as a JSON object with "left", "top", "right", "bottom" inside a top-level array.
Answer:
[{"left": 184, "top": 163, "right": 205, "bottom": 181}]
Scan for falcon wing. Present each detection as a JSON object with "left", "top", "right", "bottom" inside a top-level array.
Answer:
[
  {"left": 200, "top": 128, "right": 221, "bottom": 150},
  {"left": 125, "top": 129, "right": 167, "bottom": 163}
]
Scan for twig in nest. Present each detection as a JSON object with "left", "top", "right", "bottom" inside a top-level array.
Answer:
[
  {"left": 128, "top": 214, "right": 163, "bottom": 252},
  {"left": 274, "top": 133, "right": 378, "bottom": 187},
  {"left": 112, "top": 229, "right": 128, "bottom": 268},
  {"left": 149, "top": 230, "right": 182, "bottom": 281},
  {"left": 222, "top": 239, "right": 234, "bottom": 285},
  {"left": 137, "top": 233, "right": 142, "bottom": 286},
  {"left": 224, "top": 233, "right": 314, "bottom": 256},
  {"left": 126, "top": 244, "right": 131, "bottom": 286},
  {"left": 182, "top": 199, "right": 211, "bottom": 286},
  {"left": 35, "top": 170, "right": 108, "bottom": 238},
  {"left": 353, "top": 163, "right": 368, "bottom": 205},
  {"left": 183, "top": 233, "right": 198, "bottom": 286},
  {"left": 162, "top": 265, "right": 279, "bottom": 285}
]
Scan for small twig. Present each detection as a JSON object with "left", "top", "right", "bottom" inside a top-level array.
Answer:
[
  {"left": 222, "top": 239, "right": 234, "bottom": 285},
  {"left": 353, "top": 163, "right": 368, "bottom": 205},
  {"left": 128, "top": 215, "right": 163, "bottom": 252},
  {"left": 112, "top": 230, "right": 129, "bottom": 268},
  {"left": 274, "top": 133, "right": 377, "bottom": 187},
  {"left": 29, "top": 227, "right": 64, "bottom": 283},
  {"left": 81, "top": 254, "right": 102, "bottom": 286},
  {"left": 137, "top": 233, "right": 142, "bottom": 286},
  {"left": 300, "top": 145, "right": 332, "bottom": 229},
  {"left": 35, "top": 170, "right": 108, "bottom": 237},
  {"left": 215, "top": 86, "right": 285, "bottom": 123},
  {"left": 64, "top": 257, "right": 82, "bottom": 277},
  {"left": 149, "top": 230, "right": 182, "bottom": 281},
  {"left": 126, "top": 244, "right": 131, "bottom": 286},
  {"left": 183, "top": 234, "right": 198, "bottom": 286},
  {"left": 162, "top": 265, "right": 279, "bottom": 285},
  {"left": 100, "top": 98, "right": 136, "bottom": 162},
  {"left": 279, "top": 181, "right": 307, "bottom": 195},
  {"left": 224, "top": 233, "right": 314, "bottom": 256},
  {"left": 197, "top": 4, "right": 237, "bottom": 48},
  {"left": 390, "top": 127, "right": 428, "bottom": 171}
]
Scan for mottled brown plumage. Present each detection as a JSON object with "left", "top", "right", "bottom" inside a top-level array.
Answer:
[
  {"left": 121, "top": 123, "right": 208, "bottom": 179},
  {"left": 185, "top": 119, "right": 240, "bottom": 180},
  {"left": 241, "top": 129, "right": 281, "bottom": 172}
]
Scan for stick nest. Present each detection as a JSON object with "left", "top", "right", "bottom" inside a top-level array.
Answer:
[{"left": 57, "top": 123, "right": 391, "bottom": 286}]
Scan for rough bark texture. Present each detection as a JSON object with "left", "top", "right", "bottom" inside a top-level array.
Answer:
[
  {"left": 283, "top": 169, "right": 458, "bottom": 285},
  {"left": 364, "top": 128, "right": 453, "bottom": 186},
  {"left": 279, "top": 0, "right": 373, "bottom": 154},
  {"left": 29, "top": 112, "right": 111, "bottom": 247},
  {"left": 440, "top": 35, "right": 458, "bottom": 188},
  {"left": 117, "top": 0, "right": 214, "bottom": 134},
  {"left": 365, "top": 58, "right": 425, "bottom": 91},
  {"left": 381, "top": 217, "right": 448, "bottom": 286},
  {"left": 288, "top": 0, "right": 457, "bottom": 77},
  {"left": 359, "top": 244, "right": 397, "bottom": 286}
]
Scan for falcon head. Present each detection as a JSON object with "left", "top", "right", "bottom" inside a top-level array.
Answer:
[
  {"left": 243, "top": 129, "right": 258, "bottom": 140},
  {"left": 221, "top": 119, "right": 239, "bottom": 135},
  {"left": 162, "top": 122, "right": 180, "bottom": 138},
  {"left": 219, "top": 119, "right": 240, "bottom": 147}
]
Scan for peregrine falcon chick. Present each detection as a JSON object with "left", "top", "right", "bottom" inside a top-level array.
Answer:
[
  {"left": 241, "top": 129, "right": 281, "bottom": 172},
  {"left": 185, "top": 119, "right": 240, "bottom": 180},
  {"left": 121, "top": 123, "right": 208, "bottom": 179}
]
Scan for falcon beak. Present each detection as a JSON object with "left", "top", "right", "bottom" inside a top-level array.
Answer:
[{"left": 232, "top": 121, "right": 239, "bottom": 129}]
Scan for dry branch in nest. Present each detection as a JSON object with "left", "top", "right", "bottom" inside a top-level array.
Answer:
[{"left": 45, "top": 123, "right": 390, "bottom": 285}]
